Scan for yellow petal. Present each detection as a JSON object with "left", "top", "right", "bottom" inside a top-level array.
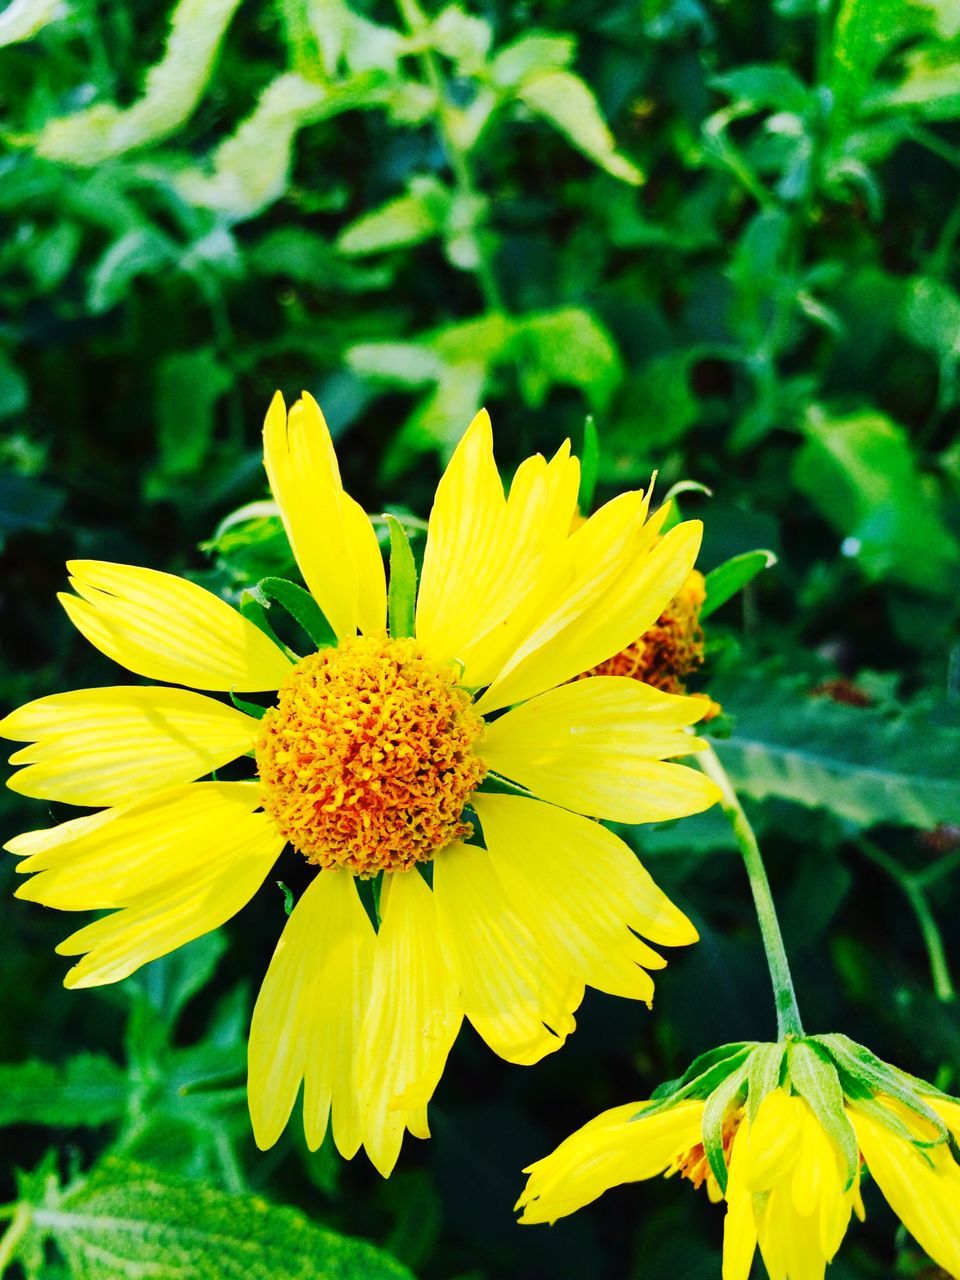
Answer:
[
  {"left": 247, "top": 869, "right": 374, "bottom": 1157},
  {"left": 357, "top": 869, "right": 462, "bottom": 1177},
  {"left": 851, "top": 1104, "right": 960, "bottom": 1277},
  {"left": 2, "top": 686, "right": 258, "bottom": 806},
  {"left": 518, "top": 1099, "right": 703, "bottom": 1224},
  {"left": 5, "top": 807, "right": 118, "bottom": 858},
  {"left": 927, "top": 1094, "right": 960, "bottom": 1144},
  {"left": 54, "top": 796, "right": 283, "bottom": 988},
  {"left": 473, "top": 794, "right": 696, "bottom": 1003},
  {"left": 17, "top": 782, "right": 268, "bottom": 909},
  {"left": 60, "top": 560, "right": 292, "bottom": 691},
  {"left": 482, "top": 676, "right": 721, "bottom": 823},
  {"left": 433, "top": 840, "right": 583, "bottom": 1065},
  {"left": 743, "top": 1089, "right": 804, "bottom": 1190},
  {"left": 723, "top": 1121, "right": 759, "bottom": 1280},
  {"left": 263, "top": 391, "right": 385, "bottom": 640},
  {"left": 415, "top": 412, "right": 581, "bottom": 686},
  {"left": 477, "top": 513, "right": 702, "bottom": 714}
]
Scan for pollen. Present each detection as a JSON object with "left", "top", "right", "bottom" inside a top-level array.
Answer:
[{"left": 255, "top": 636, "right": 487, "bottom": 877}]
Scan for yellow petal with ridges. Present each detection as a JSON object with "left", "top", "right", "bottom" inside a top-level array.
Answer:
[
  {"left": 434, "top": 840, "right": 583, "bottom": 1065},
  {"left": 482, "top": 675, "right": 721, "bottom": 823},
  {"left": 722, "top": 1119, "right": 759, "bottom": 1280},
  {"left": 477, "top": 513, "right": 702, "bottom": 713},
  {"left": 263, "top": 391, "right": 385, "bottom": 640},
  {"left": 743, "top": 1089, "right": 804, "bottom": 1190},
  {"left": 17, "top": 782, "right": 267, "bottom": 910},
  {"left": 517, "top": 1099, "right": 703, "bottom": 1224},
  {"left": 61, "top": 560, "right": 292, "bottom": 691},
  {"left": 247, "top": 869, "right": 374, "bottom": 1157},
  {"left": 473, "top": 793, "right": 696, "bottom": 1003},
  {"left": 851, "top": 1104, "right": 960, "bottom": 1278},
  {"left": 357, "top": 869, "right": 462, "bottom": 1177},
  {"left": 1, "top": 686, "right": 259, "bottom": 806},
  {"left": 5, "top": 807, "right": 118, "bottom": 858}
]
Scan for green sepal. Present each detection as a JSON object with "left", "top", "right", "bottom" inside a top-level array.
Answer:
[
  {"left": 701, "top": 1058, "right": 751, "bottom": 1194},
  {"left": 239, "top": 589, "right": 288, "bottom": 653},
  {"left": 787, "top": 1039, "right": 860, "bottom": 1190},
  {"left": 252, "top": 576, "right": 336, "bottom": 650},
  {"left": 579, "top": 415, "right": 600, "bottom": 512},
  {"left": 385, "top": 514, "right": 417, "bottom": 639},
  {"left": 701, "top": 549, "right": 777, "bottom": 620},
  {"left": 745, "top": 1041, "right": 785, "bottom": 1122},
  {"left": 641, "top": 1043, "right": 754, "bottom": 1116},
  {"left": 814, "top": 1033, "right": 949, "bottom": 1146},
  {"left": 229, "top": 691, "right": 269, "bottom": 719}
]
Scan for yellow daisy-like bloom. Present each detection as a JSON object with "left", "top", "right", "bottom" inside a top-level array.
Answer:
[
  {"left": 2, "top": 393, "right": 721, "bottom": 1176},
  {"left": 518, "top": 1086, "right": 960, "bottom": 1279}
]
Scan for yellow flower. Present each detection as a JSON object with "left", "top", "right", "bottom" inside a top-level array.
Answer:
[
  {"left": 2, "top": 394, "right": 720, "bottom": 1175},
  {"left": 518, "top": 1083, "right": 960, "bottom": 1279}
]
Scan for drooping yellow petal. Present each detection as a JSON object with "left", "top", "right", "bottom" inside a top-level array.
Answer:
[
  {"left": 927, "top": 1094, "right": 960, "bottom": 1144},
  {"left": 743, "top": 1089, "right": 804, "bottom": 1191},
  {"left": 247, "top": 869, "right": 374, "bottom": 1158},
  {"left": 723, "top": 1119, "right": 759, "bottom": 1280},
  {"left": 357, "top": 869, "right": 462, "bottom": 1177},
  {"left": 851, "top": 1103, "right": 960, "bottom": 1277},
  {"left": 415, "top": 412, "right": 581, "bottom": 685},
  {"left": 477, "top": 512, "right": 702, "bottom": 714},
  {"left": 518, "top": 1099, "right": 703, "bottom": 1224},
  {"left": 17, "top": 782, "right": 269, "bottom": 909},
  {"left": 482, "top": 676, "right": 721, "bottom": 823},
  {"left": 262, "top": 391, "right": 385, "bottom": 640},
  {"left": 473, "top": 794, "right": 696, "bottom": 1004},
  {"left": 52, "top": 791, "right": 283, "bottom": 988},
  {"left": 60, "top": 560, "right": 293, "bottom": 691},
  {"left": 1, "top": 686, "right": 259, "bottom": 806},
  {"left": 433, "top": 840, "right": 583, "bottom": 1065}
]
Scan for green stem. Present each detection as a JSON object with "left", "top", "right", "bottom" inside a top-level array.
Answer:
[
  {"left": 857, "top": 838, "right": 955, "bottom": 1002},
  {"left": 698, "top": 744, "right": 805, "bottom": 1040},
  {"left": 0, "top": 1204, "right": 32, "bottom": 1277},
  {"left": 394, "top": 0, "right": 504, "bottom": 313}
]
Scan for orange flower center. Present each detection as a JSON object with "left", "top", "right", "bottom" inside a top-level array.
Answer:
[
  {"left": 672, "top": 1107, "right": 743, "bottom": 1197},
  {"left": 255, "top": 636, "right": 486, "bottom": 876}
]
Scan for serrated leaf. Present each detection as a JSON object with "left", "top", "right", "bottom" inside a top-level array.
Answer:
[
  {"left": 36, "top": 0, "right": 243, "bottom": 164},
  {"left": 386, "top": 515, "right": 417, "bottom": 639},
  {"left": 27, "top": 1159, "right": 414, "bottom": 1279},
  {"left": 787, "top": 1040, "right": 860, "bottom": 1187},
  {"left": 746, "top": 1042, "right": 785, "bottom": 1121},
  {"left": 253, "top": 576, "right": 336, "bottom": 650},
  {"left": 814, "top": 1033, "right": 949, "bottom": 1141},
  {"left": 701, "top": 1059, "right": 751, "bottom": 1193},
  {"left": 710, "top": 667, "right": 960, "bottom": 829},
  {"left": 701, "top": 549, "right": 777, "bottom": 619},
  {"left": 517, "top": 70, "right": 643, "bottom": 185},
  {"left": 0, "top": 1056, "right": 128, "bottom": 1128}
]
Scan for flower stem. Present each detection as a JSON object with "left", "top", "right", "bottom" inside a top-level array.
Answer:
[
  {"left": 698, "top": 743, "right": 805, "bottom": 1039},
  {"left": 0, "top": 1204, "right": 32, "bottom": 1277}
]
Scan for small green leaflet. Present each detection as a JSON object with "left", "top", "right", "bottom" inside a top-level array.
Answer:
[
  {"left": 787, "top": 1039, "right": 860, "bottom": 1188},
  {"left": 239, "top": 590, "right": 287, "bottom": 653},
  {"left": 252, "top": 576, "right": 337, "bottom": 649},
  {"left": 701, "top": 549, "right": 777, "bottom": 619},
  {"left": 701, "top": 1058, "right": 750, "bottom": 1194},
  {"left": 16, "top": 1158, "right": 414, "bottom": 1280},
  {"left": 385, "top": 514, "right": 417, "bottom": 639}
]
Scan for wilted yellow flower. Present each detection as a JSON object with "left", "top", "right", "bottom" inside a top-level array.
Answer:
[
  {"left": 2, "top": 394, "right": 720, "bottom": 1175},
  {"left": 518, "top": 1037, "right": 960, "bottom": 1279}
]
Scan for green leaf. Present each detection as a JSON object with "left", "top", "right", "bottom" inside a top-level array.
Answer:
[
  {"left": 787, "top": 1040, "right": 860, "bottom": 1188},
  {"left": 701, "top": 550, "right": 777, "bottom": 619},
  {"left": 0, "top": 1056, "right": 128, "bottom": 1128},
  {"left": 153, "top": 350, "right": 233, "bottom": 479},
  {"left": 900, "top": 275, "right": 960, "bottom": 405},
  {"left": 814, "top": 1033, "right": 949, "bottom": 1140},
  {"left": 701, "top": 1058, "right": 750, "bottom": 1193},
  {"left": 640, "top": 1044, "right": 753, "bottom": 1120},
  {"left": 828, "top": 0, "right": 919, "bottom": 138},
  {"left": 25, "top": 1159, "right": 415, "bottom": 1279},
  {"left": 254, "top": 576, "right": 336, "bottom": 649},
  {"left": 711, "top": 666, "right": 960, "bottom": 829},
  {"left": 386, "top": 515, "right": 417, "bottom": 639},
  {"left": 87, "top": 230, "right": 172, "bottom": 314},
  {"left": 35, "top": 0, "right": 243, "bottom": 164},
  {"left": 867, "top": 44, "right": 960, "bottom": 119},
  {"left": 579, "top": 416, "right": 599, "bottom": 512},
  {"left": 490, "top": 32, "right": 575, "bottom": 88},
  {"left": 793, "top": 409, "right": 960, "bottom": 595},
  {"left": 0, "top": 0, "right": 63, "bottom": 46},
  {"left": 337, "top": 177, "right": 450, "bottom": 256},
  {"left": 229, "top": 691, "right": 269, "bottom": 719},
  {"left": 515, "top": 308, "right": 623, "bottom": 412},
  {"left": 0, "top": 349, "right": 28, "bottom": 419},
  {"left": 426, "top": 4, "right": 492, "bottom": 72},
  {"left": 239, "top": 590, "right": 288, "bottom": 654},
  {"left": 745, "top": 1042, "right": 785, "bottom": 1122},
  {"left": 517, "top": 70, "right": 643, "bottom": 185}
]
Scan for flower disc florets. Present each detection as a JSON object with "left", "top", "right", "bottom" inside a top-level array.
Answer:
[{"left": 256, "top": 636, "right": 487, "bottom": 876}]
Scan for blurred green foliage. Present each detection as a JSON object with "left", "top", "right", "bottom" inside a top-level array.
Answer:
[{"left": 1, "top": 0, "right": 960, "bottom": 1275}]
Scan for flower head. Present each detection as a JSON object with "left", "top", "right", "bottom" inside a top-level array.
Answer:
[
  {"left": 518, "top": 1034, "right": 960, "bottom": 1279},
  {"left": 2, "top": 394, "right": 720, "bottom": 1175}
]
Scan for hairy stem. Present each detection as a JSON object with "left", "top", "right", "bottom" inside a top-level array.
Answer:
[{"left": 698, "top": 743, "right": 805, "bottom": 1039}]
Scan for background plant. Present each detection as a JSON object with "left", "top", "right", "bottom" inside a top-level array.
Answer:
[{"left": 1, "top": 0, "right": 959, "bottom": 1275}]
